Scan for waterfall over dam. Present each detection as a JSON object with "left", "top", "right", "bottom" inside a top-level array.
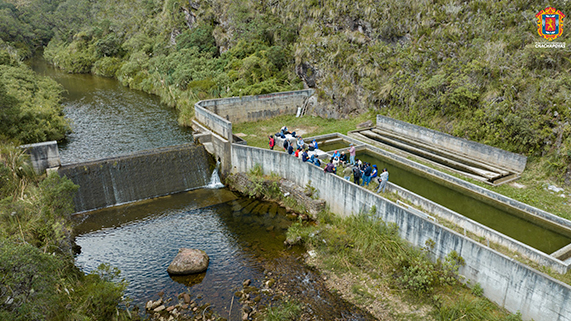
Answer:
[{"left": 58, "top": 144, "right": 212, "bottom": 213}]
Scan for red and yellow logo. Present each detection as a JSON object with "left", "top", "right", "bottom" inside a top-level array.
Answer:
[{"left": 536, "top": 7, "right": 565, "bottom": 41}]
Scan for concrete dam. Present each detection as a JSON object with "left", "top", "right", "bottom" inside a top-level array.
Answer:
[
  {"left": 21, "top": 88, "right": 571, "bottom": 321},
  {"left": 190, "top": 90, "right": 571, "bottom": 321},
  {"left": 25, "top": 142, "right": 214, "bottom": 213},
  {"left": 59, "top": 144, "right": 212, "bottom": 213}
]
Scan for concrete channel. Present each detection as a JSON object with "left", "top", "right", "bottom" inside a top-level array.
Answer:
[
  {"left": 192, "top": 90, "right": 571, "bottom": 320},
  {"left": 348, "top": 115, "right": 527, "bottom": 186}
]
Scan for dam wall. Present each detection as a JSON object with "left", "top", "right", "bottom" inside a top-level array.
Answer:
[
  {"left": 193, "top": 90, "right": 315, "bottom": 174},
  {"left": 197, "top": 90, "right": 314, "bottom": 124},
  {"left": 231, "top": 144, "right": 571, "bottom": 321},
  {"left": 59, "top": 144, "right": 212, "bottom": 213},
  {"left": 376, "top": 115, "right": 527, "bottom": 174}
]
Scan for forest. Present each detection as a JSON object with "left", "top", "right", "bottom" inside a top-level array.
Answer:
[{"left": 1, "top": 0, "right": 570, "bottom": 180}]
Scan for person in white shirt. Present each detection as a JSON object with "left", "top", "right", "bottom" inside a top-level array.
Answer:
[{"left": 377, "top": 168, "right": 389, "bottom": 193}]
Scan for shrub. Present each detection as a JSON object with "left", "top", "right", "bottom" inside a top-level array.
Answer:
[{"left": 92, "top": 56, "right": 123, "bottom": 77}]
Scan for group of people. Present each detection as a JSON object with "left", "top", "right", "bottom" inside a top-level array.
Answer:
[
  {"left": 269, "top": 129, "right": 390, "bottom": 193},
  {"left": 340, "top": 158, "right": 389, "bottom": 193},
  {"left": 325, "top": 143, "right": 390, "bottom": 193},
  {"left": 270, "top": 127, "right": 322, "bottom": 166}
]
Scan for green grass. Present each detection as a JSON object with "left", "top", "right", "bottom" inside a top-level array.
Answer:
[
  {"left": 0, "top": 144, "right": 133, "bottom": 321},
  {"left": 289, "top": 209, "right": 520, "bottom": 320},
  {"left": 231, "top": 113, "right": 374, "bottom": 148},
  {"left": 434, "top": 294, "right": 522, "bottom": 321},
  {"left": 263, "top": 299, "right": 303, "bottom": 321}
]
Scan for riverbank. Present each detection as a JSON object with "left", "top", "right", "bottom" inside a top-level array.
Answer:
[
  {"left": 225, "top": 166, "right": 521, "bottom": 320},
  {"left": 0, "top": 144, "right": 137, "bottom": 320}
]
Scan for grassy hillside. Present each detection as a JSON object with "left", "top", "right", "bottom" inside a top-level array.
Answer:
[
  {"left": 1, "top": 0, "right": 570, "bottom": 171},
  {"left": 0, "top": 0, "right": 569, "bottom": 178},
  {"left": 286, "top": 0, "right": 571, "bottom": 178},
  {"left": 5, "top": 0, "right": 565, "bottom": 182}
]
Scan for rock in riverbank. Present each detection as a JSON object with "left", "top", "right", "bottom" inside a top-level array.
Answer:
[{"left": 226, "top": 172, "right": 325, "bottom": 219}]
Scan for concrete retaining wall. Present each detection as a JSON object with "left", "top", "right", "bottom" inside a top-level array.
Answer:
[
  {"left": 361, "top": 142, "right": 571, "bottom": 232},
  {"left": 376, "top": 115, "right": 527, "bottom": 174},
  {"left": 191, "top": 119, "right": 232, "bottom": 176},
  {"left": 195, "top": 104, "right": 232, "bottom": 141},
  {"left": 197, "top": 90, "right": 314, "bottom": 124},
  {"left": 231, "top": 144, "right": 571, "bottom": 321},
  {"left": 389, "top": 183, "right": 570, "bottom": 273},
  {"left": 59, "top": 144, "right": 212, "bottom": 213},
  {"left": 20, "top": 141, "right": 61, "bottom": 174}
]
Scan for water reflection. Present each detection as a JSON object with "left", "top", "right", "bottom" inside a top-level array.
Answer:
[
  {"left": 170, "top": 273, "right": 206, "bottom": 288},
  {"left": 28, "top": 57, "right": 194, "bottom": 164},
  {"left": 73, "top": 189, "right": 297, "bottom": 319},
  {"left": 73, "top": 188, "right": 375, "bottom": 320}
]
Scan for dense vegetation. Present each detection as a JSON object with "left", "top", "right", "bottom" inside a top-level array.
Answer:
[
  {"left": 0, "top": 0, "right": 569, "bottom": 319},
  {"left": 287, "top": 204, "right": 521, "bottom": 320},
  {"left": 0, "top": 144, "right": 133, "bottom": 320},
  {"left": 1, "top": 0, "right": 569, "bottom": 180},
  {"left": 0, "top": 41, "right": 132, "bottom": 319},
  {"left": 0, "top": 43, "right": 69, "bottom": 143}
]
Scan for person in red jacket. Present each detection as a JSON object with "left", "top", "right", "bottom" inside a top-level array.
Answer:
[{"left": 268, "top": 135, "right": 275, "bottom": 150}]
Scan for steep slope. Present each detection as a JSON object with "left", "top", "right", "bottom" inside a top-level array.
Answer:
[{"left": 2, "top": 0, "right": 570, "bottom": 180}]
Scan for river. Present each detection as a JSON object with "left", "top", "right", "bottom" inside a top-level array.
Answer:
[
  {"left": 30, "top": 57, "right": 375, "bottom": 320},
  {"left": 28, "top": 57, "right": 194, "bottom": 164}
]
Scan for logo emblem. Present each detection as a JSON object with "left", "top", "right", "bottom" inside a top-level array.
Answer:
[{"left": 536, "top": 7, "right": 565, "bottom": 41}]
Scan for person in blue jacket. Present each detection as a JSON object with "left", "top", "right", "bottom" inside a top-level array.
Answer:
[
  {"left": 301, "top": 149, "right": 309, "bottom": 162},
  {"left": 371, "top": 164, "right": 378, "bottom": 182}
]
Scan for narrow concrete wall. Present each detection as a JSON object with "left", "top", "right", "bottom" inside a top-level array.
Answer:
[
  {"left": 231, "top": 144, "right": 571, "bottom": 321},
  {"left": 191, "top": 120, "right": 232, "bottom": 176},
  {"left": 197, "top": 90, "right": 314, "bottom": 124},
  {"left": 389, "top": 184, "right": 569, "bottom": 273},
  {"left": 59, "top": 144, "right": 212, "bottom": 213},
  {"left": 376, "top": 115, "right": 527, "bottom": 174},
  {"left": 20, "top": 141, "right": 61, "bottom": 174},
  {"left": 361, "top": 142, "right": 571, "bottom": 231},
  {"left": 195, "top": 104, "right": 232, "bottom": 141}
]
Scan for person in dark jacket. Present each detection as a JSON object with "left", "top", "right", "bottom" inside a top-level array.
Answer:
[
  {"left": 339, "top": 151, "right": 348, "bottom": 165},
  {"left": 352, "top": 165, "right": 361, "bottom": 185},
  {"left": 302, "top": 149, "right": 309, "bottom": 162},
  {"left": 324, "top": 160, "right": 336, "bottom": 174},
  {"left": 362, "top": 163, "right": 372, "bottom": 186}
]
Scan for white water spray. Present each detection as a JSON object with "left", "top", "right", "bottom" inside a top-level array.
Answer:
[{"left": 206, "top": 160, "right": 224, "bottom": 189}]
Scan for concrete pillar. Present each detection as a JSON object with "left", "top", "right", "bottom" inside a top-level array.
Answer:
[{"left": 20, "top": 141, "right": 61, "bottom": 175}]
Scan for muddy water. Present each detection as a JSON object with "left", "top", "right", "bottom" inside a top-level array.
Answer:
[
  {"left": 73, "top": 188, "right": 374, "bottom": 320},
  {"left": 28, "top": 57, "right": 194, "bottom": 164}
]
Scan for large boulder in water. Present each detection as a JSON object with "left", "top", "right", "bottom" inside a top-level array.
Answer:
[{"left": 167, "top": 248, "right": 209, "bottom": 275}]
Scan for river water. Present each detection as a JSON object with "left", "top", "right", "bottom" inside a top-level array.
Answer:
[
  {"left": 30, "top": 58, "right": 374, "bottom": 320},
  {"left": 28, "top": 57, "right": 194, "bottom": 164}
]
